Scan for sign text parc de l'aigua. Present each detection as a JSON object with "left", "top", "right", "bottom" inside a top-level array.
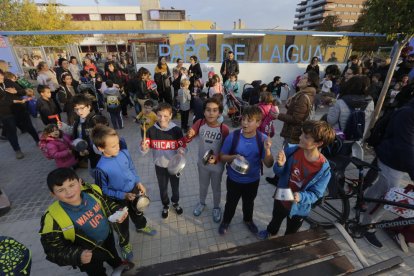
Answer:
[{"left": 159, "top": 43, "right": 324, "bottom": 63}]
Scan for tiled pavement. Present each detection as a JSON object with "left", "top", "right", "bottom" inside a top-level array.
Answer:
[{"left": 0, "top": 107, "right": 413, "bottom": 275}]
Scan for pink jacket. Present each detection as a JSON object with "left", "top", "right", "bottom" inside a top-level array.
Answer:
[
  {"left": 258, "top": 103, "right": 279, "bottom": 119},
  {"left": 41, "top": 134, "right": 77, "bottom": 168}
]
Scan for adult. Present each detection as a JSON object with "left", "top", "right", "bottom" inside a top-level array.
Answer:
[
  {"left": 0, "top": 70, "right": 39, "bottom": 159},
  {"left": 326, "top": 76, "right": 374, "bottom": 172},
  {"left": 55, "top": 58, "right": 73, "bottom": 85},
  {"left": 173, "top": 58, "right": 184, "bottom": 80},
  {"left": 22, "top": 54, "right": 37, "bottom": 80},
  {"left": 374, "top": 58, "right": 391, "bottom": 82},
  {"left": 105, "top": 61, "right": 128, "bottom": 117},
  {"left": 220, "top": 51, "right": 239, "bottom": 83},
  {"left": 267, "top": 76, "right": 288, "bottom": 99},
  {"left": 83, "top": 58, "right": 97, "bottom": 73},
  {"left": 305, "top": 56, "right": 320, "bottom": 76},
  {"left": 342, "top": 55, "right": 362, "bottom": 78},
  {"left": 277, "top": 71, "right": 319, "bottom": 144},
  {"left": 68, "top": 56, "right": 81, "bottom": 82},
  {"left": 188, "top": 55, "right": 202, "bottom": 92},
  {"left": 57, "top": 73, "right": 78, "bottom": 125},
  {"left": 154, "top": 57, "right": 172, "bottom": 105},
  {"left": 36, "top": 61, "right": 61, "bottom": 112},
  {"left": 132, "top": 67, "right": 151, "bottom": 112},
  {"left": 362, "top": 98, "right": 414, "bottom": 248},
  {"left": 327, "top": 52, "right": 338, "bottom": 62}
]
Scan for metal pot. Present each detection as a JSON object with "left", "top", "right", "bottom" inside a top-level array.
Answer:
[
  {"left": 72, "top": 138, "right": 88, "bottom": 152},
  {"left": 273, "top": 188, "right": 294, "bottom": 201},
  {"left": 230, "top": 156, "right": 249, "bottom": 174},
  {"left": 167, "top": 153, "right": 186, "bottom": 177},
  {"left": 202, "top": 149, "right": 214, "bottom": 165},
  {"left": 132, "top": 193, "right": 150, "bottom": 213}
]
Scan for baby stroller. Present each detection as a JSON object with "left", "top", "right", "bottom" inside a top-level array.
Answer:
[
  {"left": 225, "top": 87, "right": 249, "bottom": 127},
  {"left": 242, "top": 80, "right": 262, "bottom": 103}
]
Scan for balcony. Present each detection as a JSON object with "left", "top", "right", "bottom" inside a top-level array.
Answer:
[
  {"left": 293, "top": 20, "right": 323, "bottom": 30},
  {"left": 295, "top": 6, "right": 326, "bottom": 17},
  {"left": 294, "top": 13, "right": 323, "bottom": 24},
  {"left": 296, "top": 0, "right": 330, "bottom": 12}
]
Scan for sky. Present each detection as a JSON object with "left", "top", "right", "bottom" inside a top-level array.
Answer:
[{"left": 35, "top": 0, "right": 297, "bottom": 30}]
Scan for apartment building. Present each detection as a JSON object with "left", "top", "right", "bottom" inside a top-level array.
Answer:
[{"left": 293, "top": 0, "right": 365, "bottom": 30}]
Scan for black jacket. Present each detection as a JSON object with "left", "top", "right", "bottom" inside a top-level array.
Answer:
[
  {"left": 36, "top": 97, "right": 59, "bottom": 125},
  {"left": 220, "top": 59, "right": 239, "bottom": 80},
  {"left": 376, "top": 99, "right": 414, "bottom": 180},
  {"left": 72, "top": 111, "right": 107, "bottom": 168}
]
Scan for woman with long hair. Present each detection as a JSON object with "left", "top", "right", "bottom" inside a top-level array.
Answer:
[{"left": 154, "top": 56, "right": 172, "bottom": 105}]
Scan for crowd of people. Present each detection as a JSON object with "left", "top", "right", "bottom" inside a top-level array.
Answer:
[{"left": 1, "top": 47, "right": 414, "bottom": 274}]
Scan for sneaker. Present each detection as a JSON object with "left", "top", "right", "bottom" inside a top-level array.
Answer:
[
  {"left": 257, "top": 230, "right": 271, "bottom": 240},
  {"left": 112, "top": 261, "right": 135, "bottom": 276},
  {"left": 136, "top": 225, "right": 157, "bottom": 236},
  {"left": 172, "top": 203, "right": 183, "bottom": 215},
  {"left": 162, "top": 206, "right": 169, "bottom": 219},
  {"left": 245, "top": 221, "right": 259, "bottom": 234},
  {"left": 15, "top": 150, "right": 24, "bottom": 159},
  {"left": 265, "top": 175, "right": 279, "bottom": 186},
  {"left": 193, "top": 203, "right": 205, "bottom": 216},
  {"left": 395, "top": 233, "right": 409, "bottom": 253},
  {"left": 120, "top": 243, "right": 134, "bottom": 261},
  {"left": 364, "top": 231, "right": 383, "bottom": 248},
  {"left": 219, "top": 223, "right": 229, "bottom": 235},
  {"left": 212, "top": 207, "right": 222, "bottom": 223}
]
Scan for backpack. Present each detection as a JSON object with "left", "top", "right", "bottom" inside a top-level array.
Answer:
[
  {"left": 106, "top": 94, "right": 120, "bottom": 110},
  {"left": 366, "top": 108, "right": 401, "bottom": 148},
  {"left": 229, "top": 129, "right": 264, "bottom": 175},
  {"left": 258, "top": 105, "right": 275, "bottom": 138},
  {"left": 0, "top": 236, "right": 32, "bottom": 275},
  {"left": 340, "top": 102, "right": 367, "bottom": 141}
]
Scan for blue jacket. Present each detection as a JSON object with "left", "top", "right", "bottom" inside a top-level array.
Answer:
[{"left": 273, "top": 145, "right": 331, "bottom": 217}]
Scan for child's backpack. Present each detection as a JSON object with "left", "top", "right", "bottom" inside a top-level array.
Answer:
[
  {"left": 23, "top": 96, "right": 38, "bottom": 118},
  {"left": 341, "top": 102, "right": 367, "bottom": 141},
  {"left": 257, "top": 105, "right": 275, "bottom": 138},
  {"left": 0, "top": 236, "right": 32, "bottom": 275},
  {"left": 106, "top": 95, "right": 120, "bottom": 110}
]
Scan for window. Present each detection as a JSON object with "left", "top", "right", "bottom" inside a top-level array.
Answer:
[
  {"left": 148, "top": 9, "right": 185, "bottom": 20},
  {"left": 344, "top": 11, "right": 350, "bottom": 15},
  {"left": 71, "top": 14, "right": 90, "bottom": 21},
  {"left": 346, "top": 4, "right": 353, "bottom": 7},
  {"left": 101, "top": 14, "right": 126, "bottom": 21},
  {"left": 335, "top": 11, "right": 341, "bottom": 14},
  {"left": 136, "top": 14, "right": 142, "bottom": 20},
  {"left": 338, "top": 4, "right": 345, "bottom": 7}
]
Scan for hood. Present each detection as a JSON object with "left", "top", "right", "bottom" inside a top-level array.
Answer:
[
  {"left": 301, "top": 87, "right": 316, "bottom": 96},
  {"left": 154, "top": 121, "right": 176, "bottom": 131},
  {"left": 341, "top": 94, "right": 372, "bottom": 109}
]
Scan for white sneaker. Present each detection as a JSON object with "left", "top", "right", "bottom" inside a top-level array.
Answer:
[
  {"left": 193, "top": 202, "right": 205, "bottom": 216},
  {"left": 396, "top": 233, "right": 409, "bottom": 253}
]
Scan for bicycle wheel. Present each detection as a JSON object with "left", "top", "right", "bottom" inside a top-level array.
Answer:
[{"left": 306, "top": 185, "right": 350, "bottom": 229}]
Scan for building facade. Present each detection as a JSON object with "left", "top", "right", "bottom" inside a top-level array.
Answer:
[{"left": 294, "top": 0, "right": 365, "bottom": 30}]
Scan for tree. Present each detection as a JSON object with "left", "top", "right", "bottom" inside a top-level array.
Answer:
[
  {"left": 316, "top": 15, "right": 342, "bottom": 47},
  {"left": 354, "top": 0, "right": 414, "bottom": 138},
  {"left": 0, "top": 0, "right": 79, "bottom": 46}
]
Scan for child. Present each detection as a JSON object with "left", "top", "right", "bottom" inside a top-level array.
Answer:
[
  {"left": 71, "top": 94, "right": 108, "bottom": 175},
  {"left": 219, "top": 106, "right": 274, "bottom": 235},
  {"left": 192, "top": 92, "right": 207, "bottom": 123},
  {"left": 39, "top": 124, "right": 78, "bottom": 168},
  {"left": 141, "top": 103, "right": 186, "bottom": 219},
  {"left": 179, "top": 67, "right": 188, "bottom": 81},
  {"left": 146, "top": 74, "right": 159, "bottom": 103},
  {"left": 192, "top": 78, "right": 204, "bottom": 97},
  {"left": 39, "top": 168, "right": 133, "bottom": 275},
  {"left": 23, "top": 89, "right": 38, "bottom": 118},
  {"left": 103, "top": 80, "right": 123, "bottom": 129},
  {"left": 186, "top": 97, "right": 230, "bottom": 222},
  {"left": 257, "top": 120, "right": 335, "bottom": 239},
  {"left": 208, "top": 74, "right": 223, "bottom": 98},
  {"left": 135, "top": 100, "right": 157, "bottom": 138},
  {"left": 269, "top": 76, "right": 288, "bottom": 99},
  {"left": 223, "top": 73, "right": 239, "bottom": 95},
  {"left": 318, "top": 74, "right": 334, "bottom": 108},
  {"left": 257, "top": 92, "right": 279, "bottom": 138},
  {"left": 92, "top": 125, "right": 156, "bottom": 260},
  {"left": 36, "top": 85, "right": 60, "bottom": 125},
  {"left": 178, "top": 79, "right": 191, "bottom": 132}
]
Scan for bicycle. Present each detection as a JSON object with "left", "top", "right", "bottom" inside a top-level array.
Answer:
[{"left": 306, "top": 156, "right": 414, "bottom": 239}]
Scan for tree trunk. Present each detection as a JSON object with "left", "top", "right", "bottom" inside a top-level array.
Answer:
[{"left": 363, "top": 35, "right": 413, "bottom": 141}]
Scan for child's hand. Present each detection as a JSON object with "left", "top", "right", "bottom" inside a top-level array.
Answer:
[
  {"left": 80, "top": 250, "right": 93, "bottom": 264},
  {"left": 186, "top": 128, "right": 195, "bottom": 139},
  {"left": 277, "top": 150, "right": 286, "bottom": 167},
  {"left": 293, "top": 192, "right": 301, "bottom": 203},
  {"left": 125, "top": 193, "right": 136, "bottom": 201},
  {"left": 208, "top": 154, "right": 217, "bottom": 164},
  {"left": 141, "top": 140, "right": 149, "bottom": 151},
  {"left": 264, "top": 137, "right": 272, "bottom": 151},
  {"left": 79, "top": 150, "right": 89, "bottom": 156},
  {"left": 136, "top": 183, "right": 146, "bottom": 194},
  {"left": 177, "top": 147, "right": 185, "bottom": 155}
]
